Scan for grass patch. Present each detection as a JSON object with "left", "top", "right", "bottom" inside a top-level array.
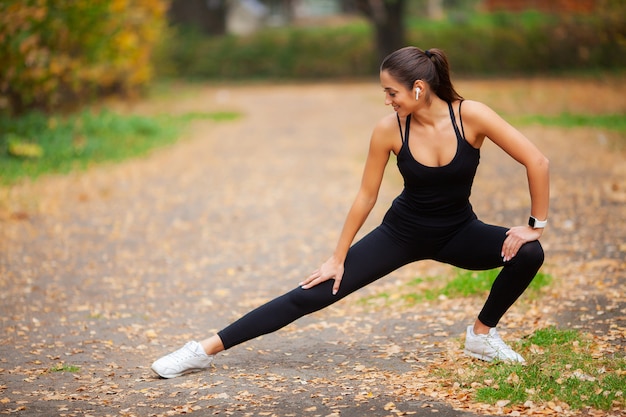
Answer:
[
  {"left": 442, "top": 327, "right": 626, "bottom": 412},
  {"left": 49, "top": 363, "right": 80, "bottom": 373},
  {"left": 515, "top": 113, "right": 626, "bottom": 133},
  {"left": 0, "top": 109, "right": 240, "bottom": 186},
  {"left": 360, "top": 269, "right": 552, "bottom": 307},
  {"left": 176, "top": 111, "right": 240, "bottom": 123},
  {"left": 440, "top": 269, "right": 551, "bottom": 299}
]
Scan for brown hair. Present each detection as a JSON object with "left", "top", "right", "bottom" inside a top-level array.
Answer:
[{"left": 380, "top": 47, "right": 463, "bottom": 103}]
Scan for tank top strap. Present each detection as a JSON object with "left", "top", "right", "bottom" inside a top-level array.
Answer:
[
  {"left": 447, "top": 101, "right": 466, "bottom": 140},
  {"left": 396, "top": 113, "right": 411, "bottom": 143},
  {"left": 458, "top": 100, "right": 466, "bottom": 139}
]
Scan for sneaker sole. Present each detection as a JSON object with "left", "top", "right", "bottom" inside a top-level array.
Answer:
[
  {"left": 151, "top": 365, "right": 205, "bottom": 379},
  {"left": 463, "top": 349, "right": 494, "bottom": 362},
  {"left": 464, "top": 349, "right": 525, "bottom": 364}
]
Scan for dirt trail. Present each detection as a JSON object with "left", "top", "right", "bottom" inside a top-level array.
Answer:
[{"left": 1, "top": 79, "right": 624, "bottom": 416}]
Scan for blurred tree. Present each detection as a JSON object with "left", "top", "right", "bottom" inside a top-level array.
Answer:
[
  {"left": 168, "top": 0, "right": 227, "bottom": 35},
  {"left": 350, "top": 0, "right": 406, "bottom": 64},
  {"left": 0, "top": 0, "right": 167, "bottom": 115}
]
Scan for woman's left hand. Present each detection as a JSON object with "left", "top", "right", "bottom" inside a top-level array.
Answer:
[
  {"left": 299, "top": 255, "right": 345, "bottom": 295},
  {"left": 502, "top": 226, "right": 543, "bottom": 262}
]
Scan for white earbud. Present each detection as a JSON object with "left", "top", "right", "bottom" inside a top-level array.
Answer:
[{"left": 415, "top": 87, "right": 421, "bottom": 100}]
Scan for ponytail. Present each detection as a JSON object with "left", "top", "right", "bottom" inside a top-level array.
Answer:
[{"left": 380, "top": 47, "right": 463, "bottom": 102}]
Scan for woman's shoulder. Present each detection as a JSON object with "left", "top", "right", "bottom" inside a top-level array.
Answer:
[
  {"left": 372, "top": 112, "right": 401, "bottom": 135},
  {"left": 458, "top": 99, "right": 512, "bottom": 145},
  {"left": 370, "top": 113, "right": 402, "bottom": 152},
  {"left": 459, "top": 100, "right": 497, "bottom": 121}
]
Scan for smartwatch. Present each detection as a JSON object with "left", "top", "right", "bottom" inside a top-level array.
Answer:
[{"left": 528, "top": 216, "right": 547, "bottom": 229}]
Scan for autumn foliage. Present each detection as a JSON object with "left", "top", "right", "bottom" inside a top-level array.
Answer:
[{"left": 0, "top": 0, "right": 168, "bottom": 115}]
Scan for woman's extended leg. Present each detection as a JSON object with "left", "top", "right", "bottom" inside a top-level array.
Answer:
[
  {"left": 152, "top": 226, "right": 419, "bottom": 377},
  {"left": 216, "top": 226, "right": 418, "bottom": 350}
]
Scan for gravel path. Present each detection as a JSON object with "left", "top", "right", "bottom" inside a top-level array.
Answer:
[{"left": 1, "top": 80, "right": 624, "bottom": 416}]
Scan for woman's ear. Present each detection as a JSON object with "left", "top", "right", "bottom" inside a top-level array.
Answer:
[{"left": 413, "top": 80, "right": 424, "bottom": 100}]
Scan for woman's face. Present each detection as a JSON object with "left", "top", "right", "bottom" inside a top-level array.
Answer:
[{"left": 380, "top": 70, "right": 414, "bottom": 117}]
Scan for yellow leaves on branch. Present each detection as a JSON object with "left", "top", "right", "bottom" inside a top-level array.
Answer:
[{"left": 0, "top": 0, "right": 168, "bottom": 113}]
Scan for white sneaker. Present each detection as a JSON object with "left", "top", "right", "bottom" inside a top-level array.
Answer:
[
  {"left": 151, "top": 341, "right": 214, "bottom": 378},
  {"left": 463, "top": 325, "right": 525, "bottom": 363}
]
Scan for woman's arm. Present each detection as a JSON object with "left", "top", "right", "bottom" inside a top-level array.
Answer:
[
  {"left": 300, "top": 118, "right": 395, "bottom": 294},
  {"left": 463, "top": 101, "right": 550, "bottom": 261}
]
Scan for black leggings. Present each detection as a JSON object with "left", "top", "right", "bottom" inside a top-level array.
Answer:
[{"left": 218, "top": 219, "right": 544, "bottom": 349}]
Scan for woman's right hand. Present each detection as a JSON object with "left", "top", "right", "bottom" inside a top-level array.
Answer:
[{"left": 299, "top": 255, "right": 345, "bottom": 295}]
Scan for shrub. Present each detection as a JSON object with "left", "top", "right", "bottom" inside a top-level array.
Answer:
[
  {"left": 155, "top": 20, "right": 377, "bottom": 80},
  {"left": 155, "top": 10, "right": 625, "bottom": 80},
  {"left": 0, "top": 0, "right": 168, "bottom": 115}
]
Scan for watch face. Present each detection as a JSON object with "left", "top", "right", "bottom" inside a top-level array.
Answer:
[{"left": 529, "top": 216, "right": 546, "bottom": 228}]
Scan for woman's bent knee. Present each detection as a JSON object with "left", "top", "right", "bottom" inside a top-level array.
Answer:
[{"left": 517, "top": 240, "right": 544, "bottom": 269}]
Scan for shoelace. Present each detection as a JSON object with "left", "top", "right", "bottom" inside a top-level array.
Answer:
[
  {"left": 486, "top": 333, "right": 514, "bottom": 353},
  {"left": 169, "top": 346, "right": 198, "bottom": 363}
]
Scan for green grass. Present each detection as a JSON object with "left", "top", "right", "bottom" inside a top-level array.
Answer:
[
  {"left": 49, "top": 363, "right": 80, "bottom": 373},
  {"left": 444, "top": 269, "right": 551, "bottom": 299},
  {"left": 445, "top": 326, "right": 626, "bottom": 412},
  {"left": 515, "top": 113, "right": 626, "bottom": 133},
  {"left": 360, "top": 269, "right": 552, "bottom": 307},
  {"left": 0, "top": 109, "right": 240, "bottom": 186}
]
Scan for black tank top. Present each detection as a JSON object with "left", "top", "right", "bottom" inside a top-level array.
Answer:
[{"left": 390, "top": 101, "right": 480, "bottom": 229}]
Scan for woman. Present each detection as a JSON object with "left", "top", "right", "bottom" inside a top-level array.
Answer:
[{"left": 151, "top": 47, "right": 549, "bottom": 379}]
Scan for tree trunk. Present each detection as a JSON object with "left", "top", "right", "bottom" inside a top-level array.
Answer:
[
  {"left": 353, "top": 0, "right": 406, "bottom": 65},
  {"left": 168, "top": 0, "right": 227, "bottom": 35}
]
